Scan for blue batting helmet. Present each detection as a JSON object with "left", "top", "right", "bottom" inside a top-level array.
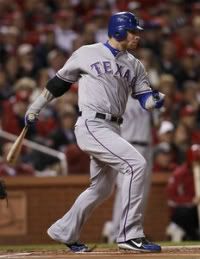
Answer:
[{"left": 108, "top": 12, "right": 143, "bottom": 41}]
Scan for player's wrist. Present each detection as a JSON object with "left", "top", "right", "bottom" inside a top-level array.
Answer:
[
  {"left": 145, "top": 91, "right": 165, "bottom": 110},
  {"left": 25, "top": 112, "right": 39, "bottom": 126},
  {"left": 24, "top": 89, "right": 54, "bottom": 126}
]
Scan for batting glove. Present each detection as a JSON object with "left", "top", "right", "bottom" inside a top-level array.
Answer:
[{"left": 25, "top": 112, "right": 38, "bottom": 126}]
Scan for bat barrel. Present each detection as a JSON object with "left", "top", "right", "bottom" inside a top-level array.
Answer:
[{"left": 6, "top": 126, "right": 29, "bottom": 166}]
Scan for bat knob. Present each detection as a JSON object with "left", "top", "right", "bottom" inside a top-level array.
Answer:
[{"left": 25, "top": 113, "right": 38, "bottom": 125}]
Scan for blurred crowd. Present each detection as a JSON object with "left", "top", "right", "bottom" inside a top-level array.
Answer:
[{"left": 0, "top": 0, "right": 200, "bottom": 177}]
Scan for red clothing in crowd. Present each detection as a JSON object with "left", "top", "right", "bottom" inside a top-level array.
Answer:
[
  {"left": 1, "top": 98, "right": 57, "bottom": 137},
  {"left": 153, "top": 162, "right": 177, "bottom": 173},
  {"left": 166, "top": 163, "right": 195, "bottom": 206},
  {"left": 0, "top": 161, "right": 35, "bottom": 177},
  {"left": 65, "top": 144, "right": 90, "bottom": 174},
  {"left": 1, "top": 98, "right": 24, "bottom": 135}
]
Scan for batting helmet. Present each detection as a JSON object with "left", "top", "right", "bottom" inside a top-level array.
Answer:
[{"left": 108, "top": 12, "right": 143, "bottom": 41}]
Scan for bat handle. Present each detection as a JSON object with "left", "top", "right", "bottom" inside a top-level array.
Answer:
[{"left": 24, "top": 125, "right": 29, "bottom": 133}]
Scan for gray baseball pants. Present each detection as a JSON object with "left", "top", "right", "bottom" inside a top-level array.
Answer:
[
  {"left": 108, "top": 145, "right": 152, "bottom": 242},
  {"left": 47, "top": 114, "right": 147, "bottom": 243}
]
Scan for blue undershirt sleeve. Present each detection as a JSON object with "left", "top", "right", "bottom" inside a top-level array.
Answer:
[{"left": 134, "top": 92, "right": 152, "bottom": 110}]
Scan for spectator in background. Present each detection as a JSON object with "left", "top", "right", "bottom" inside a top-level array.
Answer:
[
  {"left": 159, "top": 40, "right": 182, "bottom": 83},
  {"left": 153, "top": 142, "right": 176, "bottom": 173},
  {"left": 30, "top": 68, "right": 50, "bottom": 101},
  {"left": 127, "top": 1, "right": 142, "bottom": 18},
  {"left": 157, "top": 120, "right": 175, "bottom": 145},
  {"left": 27, "top": 103, "right": 89, "bottom": 175},
  {"left": 173, "top": 24, "right": 197, "bottom": 58},
  {"left": 4, "top": 55, "right": 19, "bottom": 87},
  {"left": 178, "top": 50, "right": 200, "bottom": 86},
  {"left": 27, "top": 104, "right": 76, "bottom": 172},
  {"left": 181, "top": 81, "right": 199, "bottom": 109},
  {"left": 72, "top": 23, "right": 96, "bottom": 51},
  {"left": 166, "top": 144, "right": 200, "bottom": 241},
  {"left": 65, "top": 144, "right": 90, "bottom": 175},
  {"left": 141, "top": 20, "right": 163, "bottom": 58},
  {"left": 173, "top": 122, "right": 191, "bottom": 164},
  {"left": 137, "top": 48, "right": 160, "bottom": 88},
  {"left": 0, "top": 70, "right": 11, "bottom": 101},
  {"left": 1, "top": 77, "right": 35, "bottom": 136},
  {"left": 54, "top": 10, "right": 78, "bottom": 53},
  {"left": 46, "top": 104, "right": 77, "bottom": 151},
  {"left": 16, "top": 43, "right": 38, "bottom": 78},
  {"left": 47, "top": 49, "right": 67, "bottom": 79},
  {"left": 0, "top": 26, "right": 20, "bottom": 64},
  {"left": 167, "top": 1, "right": 189, "bottom": 33},
  {"left": 93, "top": 10, "right": 110, "bottom": 43},
  {"left": 54, "top": 87, "right": 78, "bottom": 114},
  {"left": 157, "top": 74, "right": 180, "bottom": 123},
  {"left": 179, "top": 105, "right": 200, "bottom": 144},
  {"left": 192, "top": 15, "right": 200, "bottom": 49},
  {"left": 11, "top": 11, "right": 25, "bottom": 34},
  {"left": 35, "top": 25, "right": 57, "bottom": 68}
]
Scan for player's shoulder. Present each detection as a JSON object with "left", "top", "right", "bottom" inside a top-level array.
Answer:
[
  {"left": 126, "top": 52, "right": 144, "bottom": 67},
  {"left": 78, "top": 43, "right": 103, "bottom": 52}
]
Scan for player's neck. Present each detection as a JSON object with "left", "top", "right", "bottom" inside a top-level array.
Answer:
[{"left": 108, "top": 38, "right": 126, "bottom": 51}]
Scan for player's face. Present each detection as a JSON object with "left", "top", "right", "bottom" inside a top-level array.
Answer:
[{"left": 121, "top": 31, "right": 140, "bottom": 50}]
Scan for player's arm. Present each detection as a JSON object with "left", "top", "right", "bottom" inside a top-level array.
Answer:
[
  {"left": 132, "top": 60, "right": 165, "bottom": 110},
  {"left": 25, "top": 76, "right": 72, "bottom": 125},
  {"left": 25, "top": 49, "right": 80, "bottom": 125},
  {"left": 134, "top": 90, "right": 165, "bottom": 110}
]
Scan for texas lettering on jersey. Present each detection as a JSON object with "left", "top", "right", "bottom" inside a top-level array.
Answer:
[{"left": 91, "top": 61, "right": 134, "bottom": 85}]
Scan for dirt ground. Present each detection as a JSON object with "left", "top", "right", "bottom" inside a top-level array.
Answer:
[{"left": 0, "top": 245, "right": 200, "bottom": 259}]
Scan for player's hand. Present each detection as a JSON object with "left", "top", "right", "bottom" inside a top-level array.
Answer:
[
  {"left": 152, "top": 90, "right": 165, "bottom": 109},
  {"left": 24, "top": 112, "right": 38, "bottom": 126}
]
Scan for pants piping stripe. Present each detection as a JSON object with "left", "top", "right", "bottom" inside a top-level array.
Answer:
[{"left": 85, "top": 119, "right": 134, "bottom": 241}]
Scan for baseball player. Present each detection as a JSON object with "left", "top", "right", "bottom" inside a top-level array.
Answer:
[
  {"left": 25, "top": 12, "right": 164, "bottom": 253},
  {"left": 102, "top": 95, "right": 153, "bottom": 243}
]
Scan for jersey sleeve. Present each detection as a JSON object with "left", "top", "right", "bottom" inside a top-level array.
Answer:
[
  {"left": 56, "top": 49, "right": 80, "bottom": 83},
  {"left": 131, "top": 60, "right": 152, "bottom": 98}
]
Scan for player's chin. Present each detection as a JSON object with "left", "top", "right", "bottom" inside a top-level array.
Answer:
[{"left": 127, "top": 42, "right": 138, "bottom": 50}]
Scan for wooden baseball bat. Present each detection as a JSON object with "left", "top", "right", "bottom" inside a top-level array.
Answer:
[
  {"left": 6, "top": 125, "right": 29, "bottom": 166},
  {"left": 193, "top": 162, "right": 200, "bottom": 232}
]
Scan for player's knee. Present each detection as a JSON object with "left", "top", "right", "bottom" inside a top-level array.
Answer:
[
  {"left": 103, "top": 184, "right": 115, "bottom": 198},
  {"left": 134, "top": 156, "right": 147, "bottom": 174},
  {"left": 123, "top": 155, "right": 146, "bottom": 175},
  {"left": 88, "top": 179, "right": 115, "bottom": 201},
  {"left": 139, "top": 156, "right": 147, "bottom": 170},
  {"left": 97, "top": 183, "right": 115, "bottom": 200}
]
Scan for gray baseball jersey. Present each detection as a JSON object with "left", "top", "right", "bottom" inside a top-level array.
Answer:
[
  {"left": 121, "top": 96, "right": 151, "bottom": 143},
  {"left": 57, "top": 43, "right": 151, "bottom": 116},
  {"left": 47, "top": 43, "right": 152, "bottom": 244}
]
